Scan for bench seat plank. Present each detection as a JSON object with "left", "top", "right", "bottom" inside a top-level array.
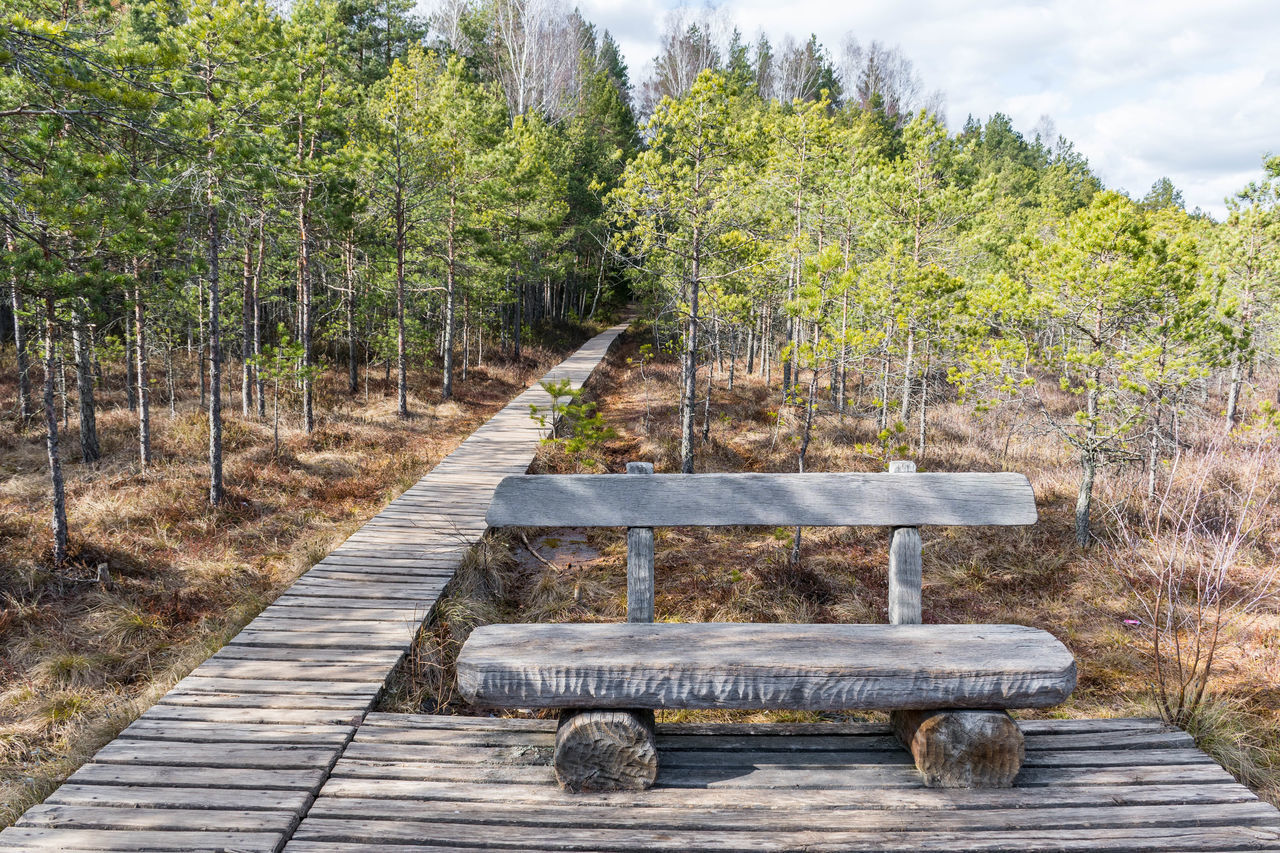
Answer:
[
  {"left": 457, "top": 623, "right": 1076, "bottom": 711},
  {"left": 486, "top": 472, "right": 1037, "bottom": 528}
]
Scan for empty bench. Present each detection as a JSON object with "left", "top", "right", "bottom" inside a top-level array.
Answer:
[{"left": 456, "top": 462, "right": 1077, "bottom": 791}]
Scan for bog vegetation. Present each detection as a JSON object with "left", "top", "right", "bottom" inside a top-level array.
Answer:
[{"left": 3, "top": 0, "right": 1280, "bottom": 819}]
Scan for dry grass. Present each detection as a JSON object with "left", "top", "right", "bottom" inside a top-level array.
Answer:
[
  {"left": 0, "top": 322, "right": 596, "bottom": 828},
  {"left": 402, "top": 328, "right": 1280, "bottom": 802},
  {"left": 380, "top": 530, "right": 518, "bottom": 715}
]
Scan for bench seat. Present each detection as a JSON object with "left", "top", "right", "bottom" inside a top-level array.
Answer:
[{"left": 456, "top": 623, "right": 1077, "bottom": 712}]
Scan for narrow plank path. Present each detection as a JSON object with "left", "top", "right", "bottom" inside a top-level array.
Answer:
[
  {"left": 287, "top": 714, "right": 1280, "bottom": 852},
  {"left": 0, "top": 322, "right": 629, "bottom": 853}
]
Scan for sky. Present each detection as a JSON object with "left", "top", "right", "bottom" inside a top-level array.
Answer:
[{"left": 573, "top": 0, "right": 1280, "bottom": 219}]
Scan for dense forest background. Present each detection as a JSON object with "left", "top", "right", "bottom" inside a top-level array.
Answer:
[
  {"left": 4, "top": 0, "right": 1280, "bottom": 819},
  {"left": 6, "top": 0, "right": 1279, "bottom": 565}
]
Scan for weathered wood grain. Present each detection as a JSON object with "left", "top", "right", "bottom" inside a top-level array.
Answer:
[
  {"left": 65, "top": 764, "right": 328, "bottom": 791},
  {"left": 44, "top": 785, "right": 313, "bottom": 812},
  {"left": 892, "top": 709, "right": 1025, "bottom": 787},
  {"left": 119, "top": 720, "right": 353, "bottom": 744},
  {"left": 487, "top": 472, "right": 1037, "bottom": 528},
  {"left": 314, "top": 776, "right": 1259, "bottom": 810},
  {"left": 457, "top": 623, "right": 1076, "bottom": 710},
  {"left": 90, "top": 741, "right": 341, "bottom": 769},
  {"left": 300, "top": 795, "right": 1280, "bottom": 832},
  {"left": 554, "top": 710, "right": 658, "bottom": 792},
  {"left": 625, "top": 461, "right": 655, "bottom": 624},
  {"left": 287, "top": 713, "right": 1280, "bottom": 853},
  {"left": 157, "top": 691, "right": 373, "bottom": 711},
  {"left": 18, "top": 804, "right": 297, "bottom": 832},
  {"left": 0, "top": 827, "right": 285, "bottom": 851},
  {"left": 285, "top": 819, "right": 1280, "bottom": 851},
  {"left": 327, "top": 755, "right": 1234, "bottom": 788},
  {"left": 887, "top": 460, "right": 923, "bottom": 625}
]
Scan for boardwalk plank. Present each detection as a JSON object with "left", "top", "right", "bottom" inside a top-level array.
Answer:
[
  {"left": 44, "top": 785, "right": 313, "bottom": 812},
  {"left": 19, "top": 804, "right": 298, "bottom": 833},
  {"left": 288, "top": 818, "right": 1280, "bottom": 851},
  {"left": 120, "top": 720, "right": 354, "bottom": 744},
  {"left": 66, "top": 764, "right": 327, "bottom": 791},
  {"left": 0, "top": 827, "right": 284, "bottom": 851}
]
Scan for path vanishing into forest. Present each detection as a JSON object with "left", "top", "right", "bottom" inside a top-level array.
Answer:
[{"left": 0, "top": 321, "right": 630, "bottom": 852}]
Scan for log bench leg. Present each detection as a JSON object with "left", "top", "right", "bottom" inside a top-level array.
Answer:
[
  {"left": 554, "top": 710, "right": 658, "bottom": 792},
  {"left": 891, "top": 710, "right": 1025, "bottom": 788}
]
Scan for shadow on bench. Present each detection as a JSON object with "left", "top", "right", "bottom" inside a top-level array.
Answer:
[{"left": 456, "top": 462, "right": 1077, "bottom": 791}]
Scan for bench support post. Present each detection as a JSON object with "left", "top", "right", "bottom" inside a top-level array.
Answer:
[
  {"left": 885, "top": 460, "right": 1026, "bottom": 787},
  {"left": 892, "top": 709, "right": 1025, "bottom": 788},
  {"left": 887, "top": 460, "right": 922, "bottom": 625},
  {"left": 626, "top": 461, "right": 655, "bottom": 623},
  {"left": 555, "top": 709, "right": 657, "bottom": 792}
]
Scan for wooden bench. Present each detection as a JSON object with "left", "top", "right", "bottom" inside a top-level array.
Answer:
[{"left": 456, "top": 462, "right": 1077, "bottom": 792}]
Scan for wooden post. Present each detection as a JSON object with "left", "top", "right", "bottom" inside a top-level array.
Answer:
[
  {"left": 892, "top": 709, "right": 1025, "bottom": 788},
  {"left": 626, "top": 461, "right": 655, "bottom": 623},
  {"left": 887, "top": 460, "right": 922, "bottom": 625},
  {"left": 555, "top": 709, "right": 658, "bottom": 792}
]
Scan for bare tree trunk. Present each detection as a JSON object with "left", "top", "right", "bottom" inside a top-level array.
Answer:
[
  {"left": 58, "top": 342, "right": 67, "bottom": 428},
  {"left": 134, "top": 277, "right": 151, "bottom": 469},
  {"left": 441, "top": 194, "right": 458, "bottom": 401},
  {"left": 395, "top": 185, "right": 408, "bottom": 417},
  {"left": 901, "top": 323, "right": 914, "bottom": 426},
  {"left": 198, "top": 275, "right": 207, "bottom": 410},
  {"left": 1225, "top": 355, "right": 1244, "bottom": 432},
  {"left": 253, "top": 234, "right": 265, "bottom": 419},
  {"left": 71, "top": 302, "right": 100, "bottom": 463},
  {"left": 346, "top": 236, "right": 358, "bottom": 395},
  {"left": 43, "top": 295, "right": 67, "bottom": 566},
  {"left": 10, "top": 267, "right": 32, "bottom": 423},
  {"left": 207, "top": 196, "right": 224, "bottom": 507},
  {"left": 461, "top": 299, "right": 469, "bottom": 383},
  {"left": 917, "top": 338, "right": 930, "bottom": 459},
  {"left": 679, "top": 227, "right": 701, "bottom": 474},
  {"left": 124, "top": 308, "right": 137, "bottom": 412},
  {"left": 727, "top": 327, "right": 737, "bottom": 392},
  {"left": 879, "top": 351, "right": 891, "bottom": 433},
  {"left": 299, "top": 192, "right": 314, "bottom": 434},
  {"left": 1075, "top": 451, "right": 1096, "bottom": 548},
  {"left": 513, "top": 278, "right": 523, "bottom": 361},
  {"left": 589, "top": 246, "right": 605, "bottom": 319},
  {"left": 761, "top": 308, "right": 771, "bottom": 380},
  {"left": 241, "top": 231, "right": 254, "bottom": 417},
  {"left": 701, "top": 364, "right": 712, "bottom": 443},
  {"left": 165, "top": 344, "right": 176, "bottom": 417},
  {"left": 837, "top": 291, "right": 848, "bottom": 416},
  {"left": 790, "top": 368, "right": 820, "bottom": 566},
  {"left": 1146, "top": 419, "right": 1160, "bottom": 501}
]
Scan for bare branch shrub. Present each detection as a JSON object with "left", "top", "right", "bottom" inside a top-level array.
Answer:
[{"left": 1106, "top": 440, "right": 1278, "bottom": 727}]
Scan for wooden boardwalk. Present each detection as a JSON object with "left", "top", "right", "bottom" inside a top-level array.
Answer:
[
  {"left": 287, "top": 714, "right": 1280, "bottom": 852},
  {"left": 0, "top": 322, "right": 629, "bottom": 853},
  {"left": 7, "top": 316, "right": 1280, "bottom": 851}
]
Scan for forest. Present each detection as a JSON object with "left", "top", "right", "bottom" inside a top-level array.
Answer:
[{"left": 4, "top": 0, "right": 1280, "bottom": 824}]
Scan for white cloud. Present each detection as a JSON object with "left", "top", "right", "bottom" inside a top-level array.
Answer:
[{"left": 572, "top": 0, "right": 1280, "bottom": 218}]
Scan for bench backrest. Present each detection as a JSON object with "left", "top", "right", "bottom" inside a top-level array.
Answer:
[
  {"left": 487, "top": 471, "right": 1036, "bottom": 528},
  {"left": 486, "top": 462, "right": 1037, "bottom": 627}
]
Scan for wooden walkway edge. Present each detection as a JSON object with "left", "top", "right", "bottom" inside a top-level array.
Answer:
[{"left": 0, "top": 322, "right": 630, "bottom": 853}]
